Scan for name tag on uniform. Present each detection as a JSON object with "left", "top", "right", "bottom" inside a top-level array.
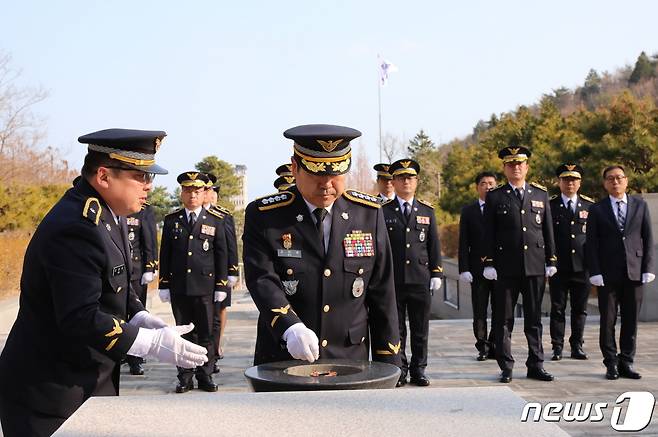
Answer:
[
  {"left": 531, "top": 200, "right": 544, "bottom": 208},
  {"left": 112, "top": 264, "right": 125, "bottom": 276},
  {"left": 201, "top": 224, "right": 216, "bottom": 236},
  {"left": 579, "top": 210, "right": 588, "bottom": 219},
  {"left": 416, "top": 216, "right": 430, "bottom": 224},
  {"left": 277, "top": 249, "right": 302, "bottom": 258},
  {"left": 126, "top": 217, "right": 140, "bottom": 226}
]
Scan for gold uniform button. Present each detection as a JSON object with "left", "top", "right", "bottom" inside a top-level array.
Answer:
[
  {"left": 406, "top": 228, "right": 410, "bottom": 232},
  {"left": 189, "top": 235, "right": 193, "bottom": 240},
  {"left": 406, "top": 243, "right": 411, "bottom": 248},
  {"left": 522, "top": 227, "right": 527, "bottom": 231},
  {"left": 570, "top": 221, "right": 575, "bottom": 225},
  {"left": 361, "top": 336, "right": 365, "bottom": 343},
  {"left": 358, "top": 268, "right": 364, "bottom": 275},
  {"left": 523, "top": 245, "right": 528, "bottom": 250},
  {"left": 321, "top": 340, "right": 328, "bottom": 347},
  {"left": 286, "top": 268, "right": 293, "bottom": 275},
  {"left": 188, "top": 251, "right": 192, "bottom": 256},
  {"left": 323, "top": 305, "right": 330, "bottom": 313},
  {"left": 324, "top": 269, "right": 331, "bottom": 277},
  {"left": 187, "top": 268, "right": 192, "bottom": 273},
  {"left": 117, "top": 286, "right": 122, "bottom": 292},
  {"left": 571, "top": 249, "right": 576, "bottom": 253},
  {"left": 406, "top": 260, "right": 410, "bottom": 264},
  {"left": 521, "top": 209, "right": 525, "bottom": 214},
  {"left": 571, "top": 234, "right": 575, "bottom": 239}
]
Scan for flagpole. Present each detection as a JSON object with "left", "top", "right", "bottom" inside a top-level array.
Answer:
[{"left": 378, "top": 75, "right": 382, "bottom": 162}]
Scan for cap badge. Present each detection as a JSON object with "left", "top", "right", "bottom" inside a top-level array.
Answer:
[
  {"left": 284, "top": 176, "right": 295, "bottom": 184},
  {"left": 186, "top": 172, "right": 198, "bottom": 180},
  {"left": 508, "top": 147, "right": 520, "bottom": 154},
  {"left": 382, "top": 165, "right": 389, "bottom": 171},
  {"left": 317, "top": 139, "right": 342, "bottom": 152},
  {"left": 154, "top": 137, "right": 162, "bottom": 152},
  {"left": 565, "top": 164, "right": 576, "bottom": 171},
  {"left": 401, "top": 160, "right": 411, "bottom": 168}
]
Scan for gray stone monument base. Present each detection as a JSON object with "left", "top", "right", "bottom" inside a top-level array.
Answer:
[{"left": 54, "top": 386, "right": 567, "bottom": 436}]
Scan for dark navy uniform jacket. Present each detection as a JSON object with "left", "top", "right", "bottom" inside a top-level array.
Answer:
[
  {"left": 126, "top": 204, "right": 158, "bottom": 279},
  {"left": 159, "top": 208, "right": 229, "bottom": 296},
  {"left": 243, "top": 186, "right": 401, "bottom": 366},
  {"left": 458, "top": 201, "right": 487, "bottom": 276},
  {"left": 382, "top": 197, "right": 443, "bottom": 286},
  {"left": 0, "top": 178, "right": 144, "bottom": 420},
  {"left": 585, "top": 195, "right": 654, "bottom": 283},
  {"left": 211, "top": 204, "right": 239, "bottom": 278},
  {"left": 483, "top": 182, "right": 557, "bottom": 277},
  {"left": 549, "top": 194, "right": 594, "bottom": 275}
]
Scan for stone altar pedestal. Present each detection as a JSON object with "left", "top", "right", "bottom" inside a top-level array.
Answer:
[{"left": 53, "top": 387, "right": 567, "bottom": 436}]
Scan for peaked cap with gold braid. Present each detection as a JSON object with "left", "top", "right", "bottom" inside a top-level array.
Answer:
[
  {"left": 389, "top": 158, "right": 420, "bottom": 177},
  {"left": 78, "top": 128, "right": 168, "bottom": 175},
  {"left": 177, "top": 171, "right": 210, "bottom": 188},
  {"left": 498, "top": 145, "right": 532, "bottom": 163},
  {"left": 373, "top": 163, "right": 393, "bottom": 180},
  {"left": 284, "top": 124, "right": 361, "bottom": 176},
  {"left": 555, "top": 163, "right": 583, "bottom": 179}
]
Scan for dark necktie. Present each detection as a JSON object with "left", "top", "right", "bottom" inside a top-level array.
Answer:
[
  {"left": 515, "top": 188, "right": 524, "bottom": 203},
  {"left": 312, "top": 208, "right": 328, "bottom": 251},
  {"left": 189, "top": 211, "right": 197, "bottom": 227},
  {"left": 403, "top": 202, "right": 411, "bottom": 221},
  {"left": 616, "top": 200, "right": 625, "bottom": 231},
  {"left": 566, "top": 199, "right": 574, "bottom": 218}
]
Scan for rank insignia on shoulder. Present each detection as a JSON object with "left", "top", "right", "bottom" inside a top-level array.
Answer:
[
  {"left": 580, "top": 194, "right": 595, "bottom": 203},
  {"left": 343, "top": 189, "right": 381, "bottom": 208},
  {"left": 213, "top": 204, "right": 232, "bottom": 215},
  {"left": 343, "top": 231, "right": 375, "bottom": 257},
  {"left": 207, "top": 208, "right": 224, "bottom": 219},
  {"left": 256, "top": 191, "right": 295, "bottom": 211},
  {"left": 82, "top": 197, "right": 102, "bottom": 225},
  {"left": 417, "top": 199, "right": 434, "bottom": 208},
  {"left": 550, "top": 194, "right": 558, "bottom": 200},
  {"left": 530, "top": 181, "right": 548, "bottom": 191}
]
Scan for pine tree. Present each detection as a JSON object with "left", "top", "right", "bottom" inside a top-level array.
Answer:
[
  {"left": 407, "top": 129, "right": 435, "bottom": 158},
  {"left": 629, "top": 51, "right": 655, "bottom": 84}
]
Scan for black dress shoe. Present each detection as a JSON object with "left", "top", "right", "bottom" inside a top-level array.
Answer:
[
  {"left": 477, "top": 351, "right": 488, "bottom": 361},
  {"left": 618, "top": 364, "right": 641, "bottom": 379},
  {"left": 197, "top": 375, "right": 219, "bottom": 392},
  {"left": 570, "top": 346, "right": 588, "bottom": 360},
  {"left": 175, "top": 380, "right": 194, "bottom": 393},
  {"left": 396, "top": 374, "right": 407, "bottom": 388},
  {"left": 551, "top": 348, "right": 562, "bottom": 361},
  {"left": 499, "top": 369, "right": 512, "bottom": 383},
  {"left": 129, "top": 362, "right": 144, "bottom": 376},
  {"left": 527, "top": 367, "right": 554, "bottom": 381},
  {"left": 409, "top": 374, "right": 430, "bottom": 387},
  {"left": 605, "top": 365, "right": 619, "bottom": 380}
]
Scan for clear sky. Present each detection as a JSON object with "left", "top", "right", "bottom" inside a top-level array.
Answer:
[{"left": 3, "top": 0, "right": 657, "bottom": 199}]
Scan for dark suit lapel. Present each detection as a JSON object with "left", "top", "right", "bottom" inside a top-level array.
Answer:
[
  {"left": 327, "top": 196, "right": 351, "bottom": 260},
  {"left": 409, "top": 199, "right": 421, "bottom": 226},
  {"left": 393, "top": 196, "right": 407, "bottom": 224},
  {"left": 624, "top": 196, "right": 638, "bottom": 236},
  {"left": 291, "top": 190, "right": 325, "bottom": 259},
  {"left": 99, "top": 207, "right": 128, "bottom": 263},
  {"left": 604, "top": 198, "right": 623, "bottom": 234},
  {"left": 118, "top": 217, "right": 133, "bottom": 281}
]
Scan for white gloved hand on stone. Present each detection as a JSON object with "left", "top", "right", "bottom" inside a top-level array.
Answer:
[
  {"left": 128, "top": 324, "right": 207, "bottom": 369},
  {"left": 129, "top": 310, "right": 168, "bottom": 329},
  {"left": 459, "top": 272, "right": 473, "bottom": 283},
  {"left": 589, "top": 275, "right": 604, "bottom": 287},
  {"left": 140, "top": 271, "right": 154, "bottom": 285},
  {"left": 158, "top": 289, "right": 170, "bottom": 303},
  {"left": 483, "top": 267, "right": 498, "bottom": 281},
  {"left": 283, "top": 322, "right": 319, "bottom": 363}
]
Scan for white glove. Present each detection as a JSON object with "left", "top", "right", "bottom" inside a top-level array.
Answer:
[
  {"left": 642, "top": 273, "right": 656, "bottom": 284},
  {"left": 429, "top": 277, "right": 442, "bottom": 291},
  {"left": 589, "top": 275, "right": 604, "bottom": 287},
  {"left": 545, "top": 266, "right": 557, "bottom": 278},
  {"left": 158, "top": 289, "right": 170, "bottom": 303},
  {"left": 214, "top": 291, "right": 228, "bottom": 302},
  {"left": 141, "top": 271, "right": 154, "bottom": 285},
  {"left": 483, "top": 267, "right": 498, "bottom": 281},
  {"left": 283, "top": 322, "right": 319, "bottom": 362},
  {"left": 228, "top": 276, "right": 239, "bottom": 287},
  {"left": 128, "top": 324, "right": 207, "bottom": 369},
  {"left": 459, "top": 272, "right": 473, "bottom": 283},
  {"left": 129, "top": 310, "right": 167, "bottom": 329}
]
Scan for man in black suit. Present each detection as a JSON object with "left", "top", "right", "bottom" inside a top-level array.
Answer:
[
  {"left": 548, "top": 164, "right": 594, "bottom": 362},
  {"left": 585, "top": 165, "right": 655, "bottom": 380},
  {"left": 482, "top": 146, "right": 557, "bottom": 383},
  {"left": 383, "top": 159, "right": 443, "bottom": 387},
  {"left": 158, "top": 171, "right": 230, "bottom": 393},
  {"left": 458, "top": 171, "right": 497, "bottom": 361},
  {"left": 0, "top": 129, "right": 207, "bottom": 437},
  {"left": 243, "top": 124, "right": 401, "bottom": 370}
]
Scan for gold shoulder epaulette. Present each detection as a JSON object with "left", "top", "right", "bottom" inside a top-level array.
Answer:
[
  {"left": 381, "top": 198, "right": 394, "bottom": 205},
  {"left": 82, "top": 197, "right": 102, "bottom": 225},
  {"left": 418, "top": 199, "right": 434, "bottom": 209},
  {"left": 207, "top": 208, "right": 225, "bottom": 219},
  {"left": 213, "top": 204, "right": 232, "bottom": 215},
  {"left": 580, "top": 194, "right": 595, "bottom": 203},
  {"left": 143, "top": 201, "right": 150, "bottom": 206},
  {"left": 343, "top": 189, "right": 381, "bottom": 208},
  {"left": 165, "top": 209, "right": 183, "bottom": 220},
  {"left": 530, "top": 181, "right": 547, "bottom": 191},
  {"left": 550, "top": 194, "right": 558, "bottom": 200},
  {"left": 492, "top": 183, "right": 506, "bottom": 191},
  {"left": 256, "top": 191, "right": 295, "bottom": 211}
]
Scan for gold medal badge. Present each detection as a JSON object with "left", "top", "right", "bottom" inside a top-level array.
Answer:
[
  {"left": 352, "top": 277, "right": 365, "bottom": 298},
  {"left": 282, "top": 233, "right": 293, "bottom": 250}
]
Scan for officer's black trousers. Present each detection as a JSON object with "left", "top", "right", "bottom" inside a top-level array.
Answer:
[
  {"left": 395, "top": 284, "right": 431, "bottom": 376},
  {"left": 548, "top": 272, "right": 589, "bottom": 350},
  {"left": 471, "top": 276, "right": 495, "bottom": 354},
  {"left": 597, "top": 279, "right": 643, "bottom": 367},
  {"left": 171, "top": 294, "right": 215, "bottom": 380},
  {"left": 126, "top": 279, "right": 148, "bottom": 367},
  {"left": 0, "top": 394, "right": 66, "bottom": 437},
  {"left": 493, "top": 275, "right": 545, "bottom": 371}
]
